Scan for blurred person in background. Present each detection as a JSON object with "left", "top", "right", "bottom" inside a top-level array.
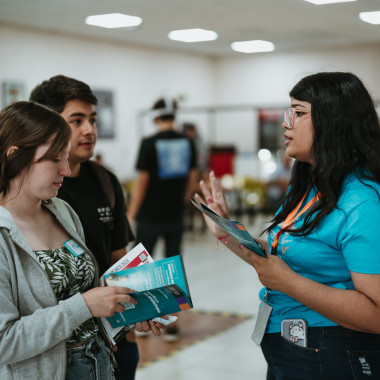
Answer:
[
  {"left": 182, "top": 122, "right": 208, "bottom": 232},
  {"left": 182, "top": 122, "right": 209, "bottom": 179},
  {"left": 128, "top": 98, "right": 197, "bottom": 341}
]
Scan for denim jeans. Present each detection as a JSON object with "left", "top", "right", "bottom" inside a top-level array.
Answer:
[
  {"left": 66, "top": 336, "right": 113, "bottom": 380},
  {"left": 261, "top": 326, "right": 380, "bottom": 380}
]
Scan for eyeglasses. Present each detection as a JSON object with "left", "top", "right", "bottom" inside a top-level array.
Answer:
[{"left": 284, "top": 108, "right": 311, "bottom": 129}]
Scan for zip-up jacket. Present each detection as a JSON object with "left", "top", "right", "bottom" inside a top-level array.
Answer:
[{"left": 0, "top": 198, "right": 100, "bottom": 380}]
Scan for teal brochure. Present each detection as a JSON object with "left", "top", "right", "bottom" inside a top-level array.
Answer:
[
  {"left": 104, "top": 255, "right": 193, "bottom": 327},
  {"left": 191, "top": 197, "right": 267, "bottom": 257}
]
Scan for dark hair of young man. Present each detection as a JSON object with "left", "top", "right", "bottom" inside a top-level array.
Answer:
[{"left": 30, "top": 75, "right": 97, "bottom": 113}]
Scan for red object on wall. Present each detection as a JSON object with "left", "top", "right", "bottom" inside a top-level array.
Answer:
[{"left": 208, "top": 145, "right": 235, "bottom": 178}]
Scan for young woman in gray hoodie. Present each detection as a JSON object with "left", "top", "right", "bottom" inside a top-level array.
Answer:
[{"left": 0, "top": 101, "right": 162, "bottom": 380}]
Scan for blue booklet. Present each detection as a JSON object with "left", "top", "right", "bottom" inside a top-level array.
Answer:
[
  {"left": 191, "top": 197, "right": 267, "bottom": 257},
  {"left": 104, "top": 255, "right": 193, "bottom": 327}
]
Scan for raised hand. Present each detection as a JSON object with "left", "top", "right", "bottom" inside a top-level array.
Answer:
[{"left": 195, "top": 171, "right": 230, "bottom": 238}]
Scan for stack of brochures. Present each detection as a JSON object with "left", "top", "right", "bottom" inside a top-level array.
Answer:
[{"left": 100, "top": 243, "right": 193, "bottom": 343}]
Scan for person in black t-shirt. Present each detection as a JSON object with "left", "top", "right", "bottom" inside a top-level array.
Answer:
[
  {"left": 128, "top": 98, "right": 197, "bottom": 341},
  {"left": 128, "top": 98, "right": 197, "bottom": 256},
  {"left": 57, "top": 160, "right": 132, "bottom": 275},
  {"left": 30, "top": 75, "right": 164, "bottom": 380}
]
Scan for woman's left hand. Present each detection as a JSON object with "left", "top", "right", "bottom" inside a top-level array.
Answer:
[
  {"left": 135, "top": 319, "right": 166, "bottom": 336},
  {"left": 239, "top": 245, "right": 298, "bottom": 292}
]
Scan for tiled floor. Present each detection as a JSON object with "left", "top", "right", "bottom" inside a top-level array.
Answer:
[
  {"left": 135, "top": 213, "right": 270, "bottom": 380},
  {"left": 136, "top": 310, "right": 252, "bottom": 366}
]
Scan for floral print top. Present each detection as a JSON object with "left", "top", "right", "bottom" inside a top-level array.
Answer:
[{"left": 33, "top": 246, "right": 98, "bottom": 346}]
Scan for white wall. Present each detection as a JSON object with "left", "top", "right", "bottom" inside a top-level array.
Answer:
[
  {"left": 0, "top": 25, "right": 216, "bottom": 179},
  {"left": 214, "top": 44, "right": 380, "bottom": 105},
  {"left": 1, "top": 24, "right": 380, "bottom": 179}
]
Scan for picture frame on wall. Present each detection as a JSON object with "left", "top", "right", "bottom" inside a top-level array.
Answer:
[
  {"left": 93, "top": 90, "right": 115, "bottom": 138},
  {"left": 1, "top": 81, "right": 26, "bottom": 108}
]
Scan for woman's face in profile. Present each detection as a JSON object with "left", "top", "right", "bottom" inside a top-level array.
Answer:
[
  {"left": 283, "top": 98, "right": 314, "bottom": 164},
  {"left": 21, "top": 141, "right": 71, "bottom": 201}
]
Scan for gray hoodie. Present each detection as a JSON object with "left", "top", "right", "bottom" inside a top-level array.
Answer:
[{"left": 0, "top": 198, "right": 98, "bottom": 380}]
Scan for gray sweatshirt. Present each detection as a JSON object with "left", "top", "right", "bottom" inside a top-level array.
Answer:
[{"left": 0, "top": 199, "right": 98, "bottom": 380}]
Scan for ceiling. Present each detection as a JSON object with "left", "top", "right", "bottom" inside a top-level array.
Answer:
[{"left": 1, "top": 0, "right": 380, "bottom": 57}]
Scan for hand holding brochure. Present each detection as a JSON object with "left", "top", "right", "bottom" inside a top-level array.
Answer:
[
  {"left": 99, "top": 243, "right": 154, "bottom": 344},
  {"left": 191, "top": 196, "right": 267, "bottom": 257},
  {"left": 104, "top": 255, "right": 193, "bottom": 328}
]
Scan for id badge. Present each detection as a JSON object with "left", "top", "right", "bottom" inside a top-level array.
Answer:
[
  {"left": 251, "top": 300, "right": 273, "bottom": 346},
  {"left": 63, "top": 239, "right": 85, "bottom": 257}
]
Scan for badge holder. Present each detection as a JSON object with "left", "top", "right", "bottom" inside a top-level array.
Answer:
[
  {"left": 63, "top": 239, "right": 85, "bottom": 257},
  {"left": 251, "top": 290, "right": 273, "bottom": 346}
]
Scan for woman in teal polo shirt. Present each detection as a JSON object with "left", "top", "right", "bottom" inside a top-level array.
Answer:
[{"left": 197, "top": 72, "right": 380, "bottom": 379}]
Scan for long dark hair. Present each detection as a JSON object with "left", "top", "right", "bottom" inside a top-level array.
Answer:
[{"left": 264, "top": 72, "right": 380, "bottom": 236}]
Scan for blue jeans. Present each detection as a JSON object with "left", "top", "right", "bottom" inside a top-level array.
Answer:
[
  {"left": 261, "top": 326, "right": 380, "bottom": 379},
  {"left": 66, "top": 336, "right": 113, "bottom": 380}
]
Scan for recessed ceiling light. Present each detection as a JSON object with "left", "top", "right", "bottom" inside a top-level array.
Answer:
[
  {"left": 305, "top": 0, "right": 356, "bottom": 4},
  {"left": 231, "top": 40, "right": 275, "bottom": 54},
  {"left": 359, "top": 11, "right": 380, "bottom": 25},
  {"left": 168, "top": 28, "right": 218, "bottom": 43},
  {"left": 85, "top": 13, "right": 142, "bottom": 29}
]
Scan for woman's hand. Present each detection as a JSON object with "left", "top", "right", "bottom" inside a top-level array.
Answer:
[
  {"left": 195, "top": 171, "right": 230, "bottom": 238},
  {"left": 239, "top": 245, "right": 298, "bottom": 292},
  {"left": 82, "top": 286, "right": 137, "bottom": 318},
  {"left": 135, "top": 319, "right": 170, "bottom": 336}
]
